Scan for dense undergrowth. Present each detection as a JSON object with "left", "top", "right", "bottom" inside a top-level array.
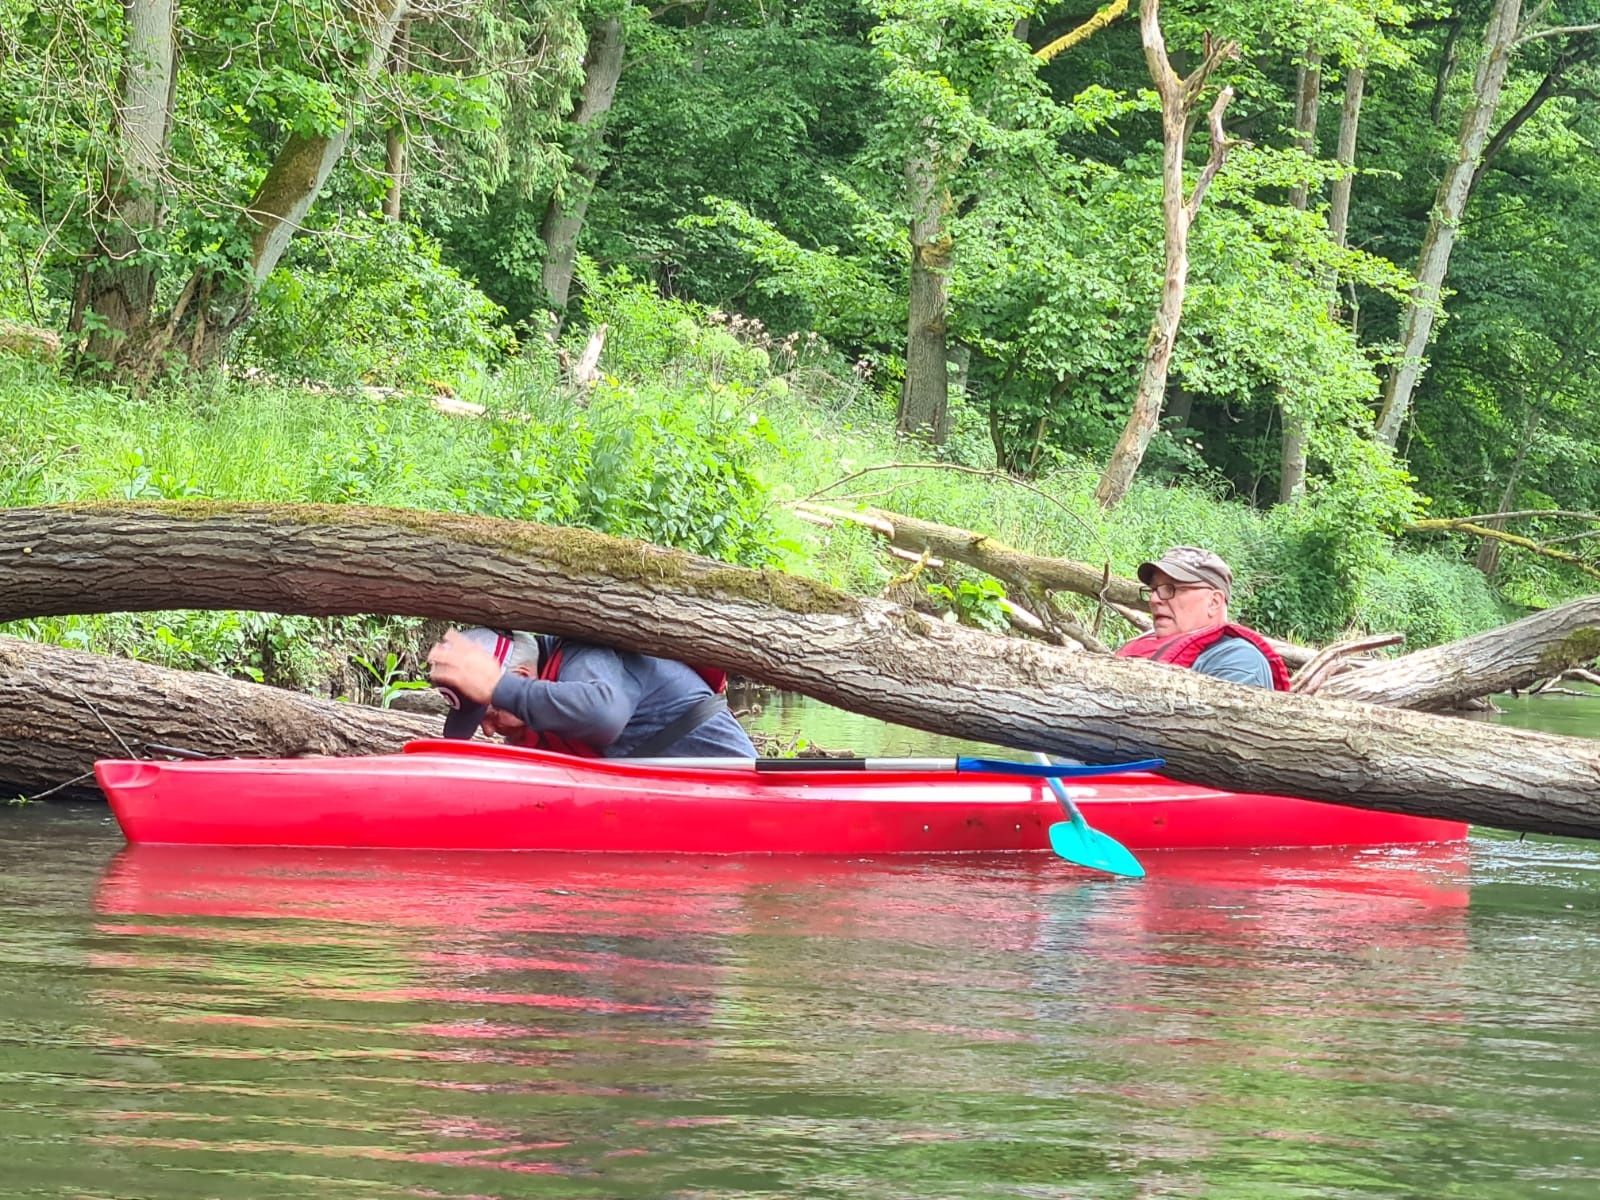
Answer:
[{"left": 1, "top": 277, "right": 1532, "bottom": 699}]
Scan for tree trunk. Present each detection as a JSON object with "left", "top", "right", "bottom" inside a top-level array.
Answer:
[
  {"left": 1375, "top": 0, "right": 1522, "bottom": 448},
  {"left": 897, "top": 154, "right": 951, "bottom": 443},
  {"left": 6, "top": 503, "right": 1600, "bottom": 837},
  {"left": 0, "top": 636, "right": 434, "bottom": 800},
  {"left": 1327, "top": 66, "right": 1364, "bottom": 270},
  {"left": 1095, "top": 0, "right": 1235, "bottom": 509},
  {"left": 539, "top": 16, "right": 625, "bottom": 319},
  {"left": 174, "top": 0, "right": 411, "bottom": 367},
  {"left": 1278, "top": 49, "right": 1322, "bottom": 504},
  {"left": 1318, "top": 596, "right": 1600, "bottom": 709},
  {"left": 82, "top": 0, "right": 177, "bottom": 367},
  {"left": 383, "top": 123, "right": 407, "bottom": 222},
  {"left": 382, "top": 18, "right": 411, "bottom": 222},
  {"left": 795, "top": 502, "right": 1148, "bottom": 608},
  {"left": 1473, "top": 413, "right": 1537, "bottom": 577}
]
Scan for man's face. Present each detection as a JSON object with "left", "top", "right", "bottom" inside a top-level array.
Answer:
[
  {"left": 480, "top": 706, "right": 527, "bottom": 741},
  {"left": 1147, "top": 570, "right": 1225, "bottom": 636}
]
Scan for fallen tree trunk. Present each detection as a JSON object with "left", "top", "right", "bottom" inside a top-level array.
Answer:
[
  {"left": 1319, "top": 597, "right": 1600, "bottom": 709},
  {"left": 794, "top": 501, "right": 1146, "bottom": 606},
  {"left": 4, "top": 503, "right": 1600, "bottom": 837},
  {"left": 0, "top": 635, "right": 434, "bottom": 799}
]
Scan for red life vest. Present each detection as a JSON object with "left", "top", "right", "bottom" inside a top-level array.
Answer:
[
  {"left": 511, "top": 642, "right": 729, "bottom": 755},
  {"left": 1115, "top": 622, "right": 1292, "bottom": 691}
]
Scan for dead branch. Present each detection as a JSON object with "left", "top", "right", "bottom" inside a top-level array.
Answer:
[
  {"left": 1408, "top": 518, "right": 1600, "bottom": 583},
  {"left": 1291, "top": 633, "right": 1406, "bottom": 695}
]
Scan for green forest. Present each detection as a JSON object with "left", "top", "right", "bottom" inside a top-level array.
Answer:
[{"left": 3, "top": 0, "right": 1598, "bottom": 695}]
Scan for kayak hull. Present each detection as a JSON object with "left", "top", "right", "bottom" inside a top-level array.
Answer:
[{"left": 93, "top": 739, "right": 1467, "bottom": 855}]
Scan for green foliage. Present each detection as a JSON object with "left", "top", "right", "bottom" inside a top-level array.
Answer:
[
  {"left": 243, "top": 222, "right": 515, "bottom": 388},
  {"left": 352, "top": 651, "right": 432, "bottom": 708},
  {"left": 927, "top": 576, "right": 1010, "bottom": 632},
  {"left": 1245, "top": 434, "right": 1424, "bottom": 640}
]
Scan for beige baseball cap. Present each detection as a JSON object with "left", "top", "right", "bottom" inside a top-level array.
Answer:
[{"left": 1136, "top": 546, "right": 1233, "bottom": 600}]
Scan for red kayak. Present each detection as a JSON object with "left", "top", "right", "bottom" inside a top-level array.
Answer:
[{"left": 93, "top": 739, "right": 1466, "bottom": 854}]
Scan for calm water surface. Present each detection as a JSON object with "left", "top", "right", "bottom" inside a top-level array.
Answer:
[{"left": 4, "top": 692, "right": 1600, "bottom": 1199}]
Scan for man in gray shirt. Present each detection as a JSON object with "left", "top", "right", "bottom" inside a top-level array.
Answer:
[
  {"left": 427, "top": 627, "right": 757, "bottom": 757},
  {"left": 1114, "top": 546, "right": 1289, "bottom": 690}
]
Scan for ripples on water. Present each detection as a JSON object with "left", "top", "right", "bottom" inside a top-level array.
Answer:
[{"left": 4, "top": 807, "right": 1600, "bottom": 1199}]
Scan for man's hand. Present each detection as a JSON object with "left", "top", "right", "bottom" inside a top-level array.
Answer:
[{"left": 426, "top": 630, "right": 505, "bottom": 705}]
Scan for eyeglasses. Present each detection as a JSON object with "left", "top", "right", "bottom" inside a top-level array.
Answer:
[{"left": 1139, "top": 582, "right": 1215, "bottom": 602}]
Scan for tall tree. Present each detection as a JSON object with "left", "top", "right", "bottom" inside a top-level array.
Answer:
[
  {"left": 1375, "top": 0, "right": 1521, "bottom": 447},
  {"left": 871, "top": 0, "right": 1047, "bottom": 445},
  {"left": 1277, "top": 46, "right": 1321, "bottom": 502},
  {"left": 78, "top": 0, "right": 178, "bottom": 369},
  {"left": 1094, "top": 0, "right": 1237, "bottom": 510},
  {"left": 540, "top": 11, "right": 626, "bottom": 321},
  {"left": 382, "top": 18, "right": 412, "bottom": 222},
  {"left": 171, "top": 0, "right": 412, "bottom": 367}
]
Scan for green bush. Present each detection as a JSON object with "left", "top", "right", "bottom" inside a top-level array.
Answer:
[
  {"left": 241, "top": 221, "right": 514, "bottom": 389},
  {"left": 459, "top": 379, "right": 782, "bottom": 567}
]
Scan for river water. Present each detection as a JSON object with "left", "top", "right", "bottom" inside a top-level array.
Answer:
[{"left": 5, "top": 690, "right": 1600, "bottom": 1198}]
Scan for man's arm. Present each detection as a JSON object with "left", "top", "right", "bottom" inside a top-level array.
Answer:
[
  {"left": 1191, "top": 637, "right": 1275, "bottom": 688},
  {"left": 490, "top": 645, "right": 642, "bottom": 747}
]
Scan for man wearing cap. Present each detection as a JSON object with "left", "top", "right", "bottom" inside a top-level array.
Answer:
[
  {"left": 1113, "top": 547, "right": 1291, "bottom": 690},
  {"left": 426, "top": 627, "right": 757, "bottom": 757}
]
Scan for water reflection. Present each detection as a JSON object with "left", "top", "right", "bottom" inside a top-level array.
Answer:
[{"left": 62, "top": 845, "right": 1482, "bottom": 1197}]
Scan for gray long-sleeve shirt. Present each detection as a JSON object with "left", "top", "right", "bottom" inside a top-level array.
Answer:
[{"left": 489, "top": 640, "right": 756, "bottom": 758}]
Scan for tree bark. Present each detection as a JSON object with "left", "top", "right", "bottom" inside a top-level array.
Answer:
[
  {"left": 382, "top": 18, "right": 411, "bottom": 222},
  {"left": 1319, "top": 597, "right": 1600, "bottom": 709},
  {"left": 0, "top": 636, "right": 434, "bottom": 800},
  {"left": 539, "top": 15, "right": 625, "bottom": 320},
  {"left": 1327, "top": 66, "right": 1364, "bottom": 271},
  {"left": 1095, "top": 2, "right": 1236, "bottom": 509},
  {"left": 1376, "top": 0, "right": 1522, "bottom": 448},
  {"left": 82, "top": 0, "right": 178, "bottom": 367},
  {"left": 795, "top": 502, "right": 1148, "bottom": 607},
  {"left": 6, "top": 503, "right": 1600, "bottom": 837},
  {"left": 896, "top": 154, "right": 951, "bottom": 443},
  {"left": 173, "top": 0, "right": 410, "bottom": 366},
  {"left": 1278, "top": 49, "right": 1322, "bottom": 504}
]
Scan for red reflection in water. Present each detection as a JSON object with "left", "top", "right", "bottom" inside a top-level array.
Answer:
[{"left": 92, "top": 843, "right": 1470, "bottom": 970}]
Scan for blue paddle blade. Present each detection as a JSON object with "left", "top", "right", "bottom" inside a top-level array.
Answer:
[
  {"left": 956, "top": 756, "right": 1165, "bottom": 778},
  {"left": 1048, "top": 818, "right": 1146, "bottom": 878},
  {"left": 1039, "top": 770, "right": 1146, "bottom": 878}
]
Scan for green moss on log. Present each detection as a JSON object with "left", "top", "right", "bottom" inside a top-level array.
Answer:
[
  {"left": 1539, "top": 627, "right": 1600, "bottom": 676},
  {"left": 59, "top": 501, "right": 859, "bottom": 616}
]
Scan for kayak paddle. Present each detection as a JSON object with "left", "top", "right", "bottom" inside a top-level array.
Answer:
[
  {"left": 726, "top": 755, "right": 1164, "bottom": 778},
  {"left": 405, "top": 739, "right": 1163, "bottom": 779},
  {"left": 1035, "top": 752, "right": 1147, "bottom": 878}
]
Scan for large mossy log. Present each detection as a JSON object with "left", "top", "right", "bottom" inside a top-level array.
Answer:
[{"left": 3, "top": 502, "right": 1600, "bottom": 837}]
